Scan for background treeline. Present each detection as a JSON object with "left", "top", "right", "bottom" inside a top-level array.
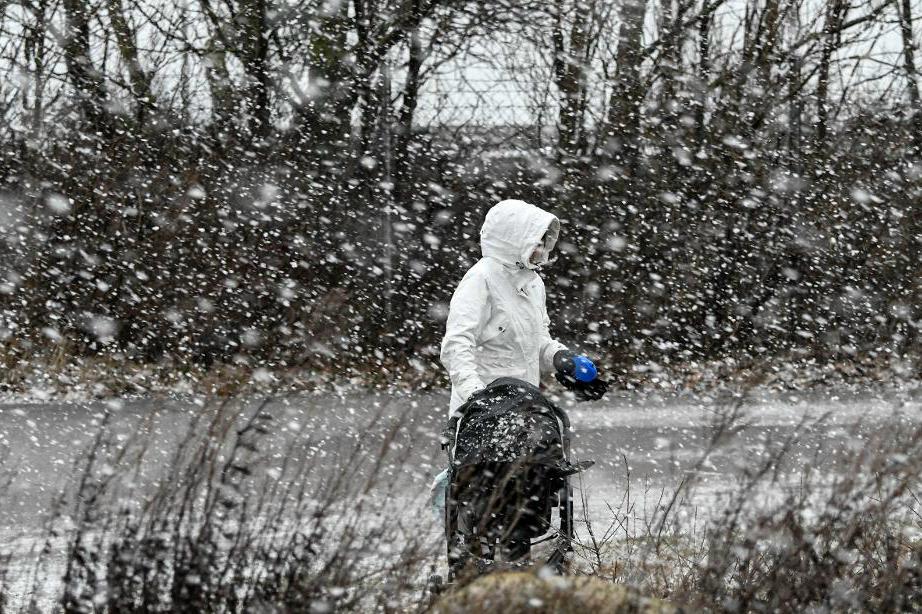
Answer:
[{"left": 1, "top": 0, "right": 921, "bottom": 382}]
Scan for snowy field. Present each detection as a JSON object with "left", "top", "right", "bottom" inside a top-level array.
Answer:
[{"left": 1, "top": 384, "right": 920, "bottom": 608}]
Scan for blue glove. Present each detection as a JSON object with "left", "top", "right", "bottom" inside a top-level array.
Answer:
[
  {"left": 553, "top": 350, "right": 609, "bottom": 401},
  {"left": 571, "top": 355, "right": 598, "bottom": 382},
  {"left": 554, "top": 351, "right": 597, "bottom": 381}
]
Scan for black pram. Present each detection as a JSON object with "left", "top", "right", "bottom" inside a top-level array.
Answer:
[{"left": 442, "top": 378, "right": 592, "bottom": 579}]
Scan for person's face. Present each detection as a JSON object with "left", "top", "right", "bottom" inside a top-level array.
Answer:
[{"left": 529, "top": 231, "right": 550, "bottom": 264}]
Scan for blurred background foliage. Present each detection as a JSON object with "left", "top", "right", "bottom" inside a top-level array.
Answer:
[{"left": 1, "top": 0, "right": 921, "bottom": 382}]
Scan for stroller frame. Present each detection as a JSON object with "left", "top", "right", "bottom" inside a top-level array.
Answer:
[{"left": 441, "top": 378, "right": 578, "bottom": 579}]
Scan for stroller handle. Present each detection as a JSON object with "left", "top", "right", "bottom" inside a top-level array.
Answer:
[{"left": 441, "top": 378, "right": 573, "bottom": 460}]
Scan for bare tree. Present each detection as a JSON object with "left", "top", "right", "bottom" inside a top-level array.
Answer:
[
  {"left": 896, "top": 0, "right": 922, "bottom": 153},
  {"left": 815, "top": 0, "right": 849, "bottom": 149},
  {"left": 552, "top": 0, "right": 593, "bottom": 161},
  {"left": 106, "top": 0, "right": 157, "bottom": 123},
  {"left": 695, "top": 0, "right": 715, "bottom": 143},
  {"left": 239, "top": 0, "right": 271, "bottom": 139},
  {"left": 23, "top": 0, "right": 52, "bottom": 138},
  {"left": 61, "top": 0, "right": 111, "bottom": 132},
  {"left": 192, "top": 0, "right": 276, "bottom": 143},
  {"left": 393, "top": 0, "right": 425, "bottom": 201},
  {"left": 606, "top": 0, "right": 647, "bottom": 170}
]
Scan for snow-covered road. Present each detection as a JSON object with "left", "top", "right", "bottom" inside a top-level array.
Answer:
[{"left": 1, "top": 385, "right": 918, "bottom": 531}]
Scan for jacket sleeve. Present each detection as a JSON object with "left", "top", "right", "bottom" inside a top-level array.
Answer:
[
  {"left": 537, "top": 280, "right": 568, "bottom": 375},
  {"left": 440, "top": 272, "right": 490, "bottom": 403}
]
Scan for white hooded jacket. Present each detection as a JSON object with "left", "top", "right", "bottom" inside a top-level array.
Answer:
[{"left": 440, "top": 199, "right": 568, "bottom": 413}]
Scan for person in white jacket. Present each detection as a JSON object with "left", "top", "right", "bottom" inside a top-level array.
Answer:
[{"left": 440, "top": 199, "right": 605, "bottom": 414}]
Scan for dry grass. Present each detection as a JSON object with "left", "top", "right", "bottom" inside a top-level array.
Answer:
[
  {"left": 559, "top": 395, "right": 922, "bottom": 612},
  {"left": 1, "top": 396, "right": 440, "bottom": 613}
]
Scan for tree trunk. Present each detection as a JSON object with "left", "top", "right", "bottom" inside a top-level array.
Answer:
[
  {"left": 756, "top": 0, "right": 782, "bottom": 84},
  {"left": 62, "top": 0, "right": 110, "bottom": 132},
  {"left": 897, "top": 0, "right": 922, "bottom": 154},
  {"left": 658, "top": 0, "right": 678, "bottom": 116},
  {"left": 728, "top": 0, "right": 785, "bottom": 137},
  {"left": 26, "top": 0, "right": 50, "bottom": 138},
  {"left": 788, "top": 52, "right": 804, "bottom": 182},
  {"left": 106, "top": 0, "right": 156, "bottom": 124},
  {"left": 394, "top": 0, "right": 424, "bottom": 204},
  {"left": 239, "top": 0, "right": 271, "bottom": 140},
  {"left": 205, "top": 39, "right": 235, "bottom": 142},
  {"left": 294, "top": 0, "right": 352, "bottom": 167},
  {"left": 606, "top": 0, "right": 647, "bottom": 170},
  {"left": 815, "top": 0, "right": 848, "bottom": 150},
  {"left": 553, "top": 0, "right": 590, "bottom": 162},
  {"left": 695, "top": 0, "right": 713, "bottom": 144}
]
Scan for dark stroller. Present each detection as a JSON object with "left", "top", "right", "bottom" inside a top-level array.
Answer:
[{"left": 441, "top": 378, "right": 592, "bottom": 580}]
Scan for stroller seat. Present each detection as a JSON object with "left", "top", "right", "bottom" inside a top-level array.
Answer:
[{"left": 441, "top": 378, "right": 592, "bottom": 579}]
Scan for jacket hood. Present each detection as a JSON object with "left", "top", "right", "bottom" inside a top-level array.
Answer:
[{"left": 480, "top": 199, "right": 560, "bottom": 269}]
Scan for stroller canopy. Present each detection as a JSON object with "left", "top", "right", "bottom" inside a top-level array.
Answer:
[{"left": 452, "top": 378, "right": 565, "bottom": 470}]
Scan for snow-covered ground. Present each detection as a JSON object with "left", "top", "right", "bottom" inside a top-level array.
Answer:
[{"left": 0, "top": 385, "right": 919, "bottom": 607}]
